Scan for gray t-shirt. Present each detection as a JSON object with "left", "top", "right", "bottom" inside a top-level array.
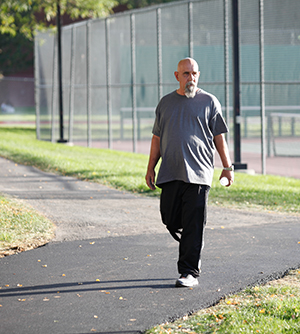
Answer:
[{"left": 152, "top": 89, "right": 228, "bottom": 187}]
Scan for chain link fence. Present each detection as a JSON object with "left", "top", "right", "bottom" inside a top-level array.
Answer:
[{"left": 35, "top": 0, "right": 300, "bottom": 171}]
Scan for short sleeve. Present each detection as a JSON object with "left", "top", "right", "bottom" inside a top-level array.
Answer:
[
  {"left": 152, "top": 105, "right": 161, "bottom": 137},
  {"left": 209, "top": 111, "right": 229, "bottom": 136},
  {"left": 208, "top": 97, "right": 229, "bottom": 136}
]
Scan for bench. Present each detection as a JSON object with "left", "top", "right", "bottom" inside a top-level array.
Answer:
[
  {"left": 267, "top": 111, "right": 300, "bottom": 156},
  {"left": 223, "top": 106, "right": 300, "bottom": 138},
  {"left": 120, "top": 106, "right": 300, "bottom": 142}
]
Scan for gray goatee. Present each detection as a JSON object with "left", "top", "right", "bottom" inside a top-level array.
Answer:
[{"left": 184, "top": 81, "right": 197, "bottom": 98}]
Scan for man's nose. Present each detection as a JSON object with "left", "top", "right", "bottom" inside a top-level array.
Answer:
[{"left": 188, "top": 73, "right": 195, "bottom": 81}]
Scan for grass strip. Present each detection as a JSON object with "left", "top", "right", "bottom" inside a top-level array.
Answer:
[
  {"left": 145, "top": 269, "right": 300, "bottom": 334},
  {"left": 0, "top": 194, "right": 54, "bottom": 257},
  {"left": 0, "top": 128, "right": 299, "bottom": 214}
]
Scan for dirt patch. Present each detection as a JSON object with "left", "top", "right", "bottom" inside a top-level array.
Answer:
[
  {"left": 0, "top": 235, "right": 54, "bottom": 258},
  {"left": 268, "top": 269, "right": 300, "bottom": 290}
]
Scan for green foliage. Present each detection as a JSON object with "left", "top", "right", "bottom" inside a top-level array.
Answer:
[
  {"left": 0, "top": 0, "right": 177, "bottom": 41},
  {"left": 0, "top": 32, "right": 33, "bottom": 75},
  {"left": 0, "top": 0, "right": 117, "bottom": 75},
  {"left": 118, "top": 0, "right": 178, "bottom": 10},
  {"left": 0, "top": 0, "right": 117, "bottom": 40},
  {"left": 0, "top": 0, "right": 176, "bottom": 75}
]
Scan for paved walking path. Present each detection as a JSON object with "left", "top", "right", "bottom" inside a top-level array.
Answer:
[{"left": 0, "top": 157, "right": 299, "bottom": 334}]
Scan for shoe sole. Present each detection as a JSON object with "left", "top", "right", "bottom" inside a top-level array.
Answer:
[{"left": 175, "top": 279, "right": 199, "bottom": 288}]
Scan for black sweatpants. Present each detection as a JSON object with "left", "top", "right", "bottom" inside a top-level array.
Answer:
[{"left": 160, "top": 181, "right": 210, "bottom": 278}]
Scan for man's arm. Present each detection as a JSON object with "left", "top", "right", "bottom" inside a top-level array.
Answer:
[
  {"left": 145, "top": 135, "right": 161, "bottom": 190},
  {"left": 214, "top": 133, "right": 234, "bottom": 187}
]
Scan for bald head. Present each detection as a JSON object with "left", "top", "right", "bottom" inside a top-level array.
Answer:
[
  {"left": 177, "top": 58, "right": 199, "bottom": 72},
  {"left": 175, "top": 58, "right": 200, "bottom": 97}
]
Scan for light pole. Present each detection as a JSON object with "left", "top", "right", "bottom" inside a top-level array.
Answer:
[
  {"left": 57, "top": 0, "right": 67, "bottom": 143},
  {"left": 232, "top": 0, "right": 247, "bottom": 170}
]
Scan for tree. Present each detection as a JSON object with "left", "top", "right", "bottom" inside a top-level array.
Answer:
[
  {"left": 0, "top": 0, "right": 118, "bottom": 75},
  {"left": 115, "top": 0, "right": 178, "bottom": 11},
  {"left": 0, "top": 0, "right": 118, "bottom": 40},
  {"left": 0, "top": 0, "right": 178, "bottom": 75}
]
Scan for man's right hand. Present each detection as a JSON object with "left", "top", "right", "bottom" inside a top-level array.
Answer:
[
  {"left": 145, "top": 135, "right": 161, "bottom": 190},
  {"left": 145, "top": 169, "right": 156, "bottom": 190}
]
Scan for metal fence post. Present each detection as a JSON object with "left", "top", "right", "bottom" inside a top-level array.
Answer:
[
  {"left": 223, "top": 0, "right": 230, "bottom": 146},
  {"left": 51, "top": 37, "right": 57, "bottom": 143},
  {"left": 156, "top": 8, "right": 163, "bottom": 101},
  {"left": 259, "top": 0, "right": 266, "bottom": 174},
  {"left": 267, "top": 114, "right": 271, "bottom": 157},
  {"left": 188, "top": 2, "right": 194, "bottom": 59},
  {"left": 130, "top": 14, "right": 137, "bottom": 153},
  {"left": 69, "top": 26, "right": 76, "bottom": 144},
  {"left": 86, "top": 21, "right": 92, "bottom": 147},
  {"left": 105, "top": 18, "right": 112, "bottom": 149},
  {"left": 34, "top": 36, "right": 40, "bottom": 140}
]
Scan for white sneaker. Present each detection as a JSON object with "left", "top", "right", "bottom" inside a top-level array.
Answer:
[{"left": 175, "top": 274, "right": 198, "bottom": 287}]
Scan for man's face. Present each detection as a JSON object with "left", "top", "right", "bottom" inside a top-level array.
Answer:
[{"left": 175, "top": 60, "right": 200, "bottom": 98}]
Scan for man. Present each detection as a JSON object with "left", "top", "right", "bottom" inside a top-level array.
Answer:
[{"left": 145, "top": 58, "right": 234, "bottom": 288}]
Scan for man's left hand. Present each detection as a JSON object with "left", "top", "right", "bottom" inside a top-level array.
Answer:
[{"left": 219, "top": 170, "right": 234, "bottom": 187}]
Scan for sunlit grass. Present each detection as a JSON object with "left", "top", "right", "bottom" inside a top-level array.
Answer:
[
  {"left": 145, "top": 270, "right": 300, "bottom": 334},
  {"left": 210, "top": 172, "right": 300, "bottom": 214},
  {"left": 0, "top": 127, "right": 299, "bottom": 214},
  {"left": 0, "top": 195, "right": 54, "bottom": 256}
]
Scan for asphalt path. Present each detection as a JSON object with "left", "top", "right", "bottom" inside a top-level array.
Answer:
[{"left": 0, "top": 157, "right": 299, "bottom": 334}]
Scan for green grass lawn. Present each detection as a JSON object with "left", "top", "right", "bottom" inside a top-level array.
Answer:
[
  {"left": 0, "top": 127, "right": 299, "bottom": 214},
  {"left": 0, "top": 195, "right": 54, "bottom": 256}
]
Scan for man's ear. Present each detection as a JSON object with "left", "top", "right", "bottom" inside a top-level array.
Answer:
[{"left": 174, "top": 71, "right": 179, "bottom": 81}]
